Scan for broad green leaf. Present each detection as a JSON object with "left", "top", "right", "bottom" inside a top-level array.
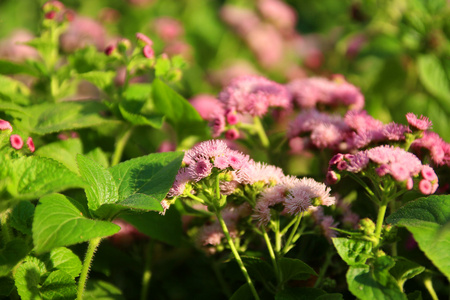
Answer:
[
  {"left": 14, "top": 260, "right": 45, "bottom": 300},
  {"left": 0, "top": 59, "right": 38, "bottom": 76},
  {"left": 119, "top": 100, "right": 165, "bottom": 128},
  {"left": 241, "top": 256, "right": 274, "bottom": 283},
  {"left": 121, "top": 207, "right": 182, "bottom": 246},
  {"left": 0, "top": 239, "right": 29, "bottom": 276},
  {"left": 22, "top": 101, "right": 116, "bottom": 135},
  {"left": 0, "top": 74, "right": 30, "bottom": 97},
  {"left": 151, "top": 78, "right": 208, "bottom": 141},
  {"left": 33, "top": 194, "right": 120, "bottom": 253},
  {"left": 10, "top": 201, "right": 35, "bottom": 235},
  {"left": 0, "top": 277, "right": 14, "bottom": 296},
  {"left": 77, "top": 154, "right": 119, "bottom": 212},
  {"left": 84, "top": 280, "right": 124, "bottom": 300},
  {"left": 275, "top": 287, "right": 326, "bottom": 300},
  {"left": 0, "top": 100, "right": 29, "bottom": 115},
  {"left": 41, "top": 247, "right": 82, "bottom": 278},
  {"left": 347, "top": 257, "right": 406, "bottom": 300},
  {"left": 387, "top": 195, "right": 450, "bottom": 280},
  {"left": 77, "top": 71, "right": 116, "bottom": 91},
  {"left": 35, "top": 139, "right": 84, "bottom": 174},
  {"left": 417, "top": 55, "right": 450, "bottom": 113},
  {"left": 122, "top": 83, "right": 152, "bottom": 101},
  {"left": 4, "top": 156, "right": 85, "bottom": 200},
  {"left": 109, "top": 151, "right": 184, "bottom": 211},
  {"left": 332, "top": 238, "right": 372, "bottom": 266},
  {"left": 154, "top": 57, "right": 171, "bottom": 79},
  {"left": 390, "top": 257, "right": 425, "bottom": 290},
  {"left": 86, "top": 147, "right": 109, "bottom": 169},
  {"left": 230, "top": 283, "right": 253, "bottom": 300},
  {"left": 278, "top": 257, "right": 317, "bottom": 282},
  {"left": 39, "top": 270, "right": 77, "bottom": 300}
]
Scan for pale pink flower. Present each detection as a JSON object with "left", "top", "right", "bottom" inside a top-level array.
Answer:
[
  {"left": 310, "top": 123, "right": 342, "bottom": 148},
  {"left": 237, "top": 161, "right": 284, "bottom": 185},
  {"left": 168, "top": 168, "right": 191, "bottom": 197},
  {"left": 0, "top": 120, "right": 12, "bottom": 131},
  {"left": 285, "top": 178, "right": 335, "bottom": 215},
  {"left": 26, "top": 137, "right": 35, "bottom": 153},
  {"left": 0, "top": 30, "right": 39, "bottom": 62},
  {"left": 225, "top": 149, "right": 250, "bottom": 170},
  {"left": 382, "top": 122, "right": 409, "bottom": 141},
  {"left": 220, "top": 5, "right": 260, "bottom": 36},
  {"left": 253, "top": 185, "right": 287, "bottom": 226},
  {"left": 209, "top": 114, "right": 226, "bottom": 138},
  {"left": 153, "top": 17, "right": 184, "bottom": 41},
  {"left": 246, "top": 23, "right": 284, "bottom": 69},
  {"left": 188, "top": 159, "right": 213, "bottom": 182},
  {"left": 185, "top": 139, "right": 229, "bottom": 163},
  {"left": 10, "top": 134, "right": 23, "bottom": 150},
  {"left": 136, "top": 32, "right": 153, "bottom": 46},
  {"left": 421, "top": 165, "right": 438, "bottom": 182},
  {"left": 411, "top": 131, "right": 450, "bottom": 166},
  {"left": 406, "top": 113, "right": 432, "bottom": 131},
  {"left": 142, "top": 45, "right": 154, "bottom": 58},
  {"left": 60, "top": 16, "right": 106, "bottom": 52},
  {"left": 190, "top": 94, "right": 225, "bottom": 121},
  {"left": 406, "top": 177, "right": 414, "bottom": 190},
  {"left": 214, "top": 156, "right": 229, "bottom": 170},
  {"left": 320, "top": 215, "right": 339, "bottom": 242},
  {"left": 419, "top": 179, "right": 433, "bottom": 195},
  {"left": 257, "top": 0, "right": 297, "bottom": 32}
]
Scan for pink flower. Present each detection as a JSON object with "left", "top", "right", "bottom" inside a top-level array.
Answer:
[
  {"left": 419, "top": 179, "right": 433, "bottom": 195},
  {"left": 0, "top": 120, "right": 12, "bottom": 131},
  {"left": 190, "top": 95, "right": 225, "bottom": 121},
  {"left": 104, "top": 45, "right": 115, "bottom": 56},
  {"left": 153, "top": 17, "right": 184, "bottom": 41},
  {"left": 27, "top": 137, "right": 35, "bottom": 153},
  {"left": 382, "top": 122, "right": 409, "bottom": 141},
  {"left": 257, "top": 0, "right": 297, "bottom": 31},
  {"left": 406, "top": 113, "right": 432, "bottom": 131},
  {"left": 168, "top": 168, "right": 191, "bottom": 197},
  {"left": 10, "top": 134, "right": 23, "bottom": 150},
  {"left": 225, "top": 109, "right": 239, "bottom": 125},
  {"left": 225, "top": 129, "right": 239, "bottom": 140},
  {"left": 285, "top": 178, "right": 335, "bottom": 215},
  {"left": 310, "top": 123, "right": 342, "bottom": 148},
  {"left": 344, "top": 151, "right": 369, "bottom": 173},
  {"left": 136, "top": 32, "right": 153, "bottom": 46},
  {"left": 60, "top": 16, "right": 106, "bottom": 52},
  {"left": 142, "top": 45, "right": 154, "bottom": 58},
  {"left": 421, "top": 165, "right": 438, "bottom": 182},
  {"left": 209, "top": 114, "right": 226, "bottom": 138},
  {"left": 253, "top": 185, "right": 288, "bottom": 226}
]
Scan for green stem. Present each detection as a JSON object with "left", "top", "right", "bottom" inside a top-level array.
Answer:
[
  {"left": 313, "top": 250, "right": 333, "bottom": 288},
  {"left": 186, "top": 191, "right": 206, "bottom": 205},
  {"left": 111, "top": 127, "right": 134, "bottom": 166},
  {"left": 262, "top": 227, "right": 280, "bottom": 285},
  {"left": 424, "top": 276, "right": 438, "bottom": 300},
  {"left": 77, "top": 237, "right": 102, "bottom": 300},
  {"left": 281, "top": 214, "right": 302, "bottom": 255},
  {"left": 374, "top": 203, "right": 388, "bottom": 249},
  {"left": 0, "top": 208, "right": 12, "bottom": 245},
  {"left": 140, "top": 240, "right": 154, "bottom": 300},
  {"left": 216, "top": 213, "right": 260, "bottom": 300},
  {"left": 253, "top": 116, "right": 270, "bottom": 148}
]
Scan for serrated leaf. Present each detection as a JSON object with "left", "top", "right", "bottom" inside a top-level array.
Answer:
[
  {"left": 275, "top": 287, "right": 326, "bottom": 300},
  {"left": 332, "top": 238, "right": 372, "bottom": 266},
  {"left": 86, "top": 147, "right": 109, "bottom": 169},
  {"left": 230, "top": 283, "right": 253, "bottom": 300},
  {"left": 14, "top": 259, "right": 46, "bottom": 300},
  {"left": 109, "top": 151, "right": 184, "bottom": 211},
  {"left": 119, "top": 100, "right": 164, "bottom": 128},
  {"left": 84, "top": 280, "right": 124, "bottom": 300},
  {"left": 4, "top": 156, "right": 85, "bottom": 200},
  {"left": 22, "top": 101, "right": 116, "bottom": 135},
  {"left": 10, "top": 201, "right": 35, "bottom": 235},
  {"left": 77, "top": 71, "right": 116, "bottom": 91},
  {"left": 0, "top": 239, "right": 29, "bottom": 276},
  {"left": 120, "top": 206, "right": 182, "bottom": 246},
  {"left": 35, "top": 139, "right": 84, "bottom": 174},
  {"left": 387, "top": 195, "right": 450, "bottom": 280},
  {"left": 42, "top": 247, "right": 82, "bottom": 278},
  {"left": 122, "top": 83, "right": 152, "bottom": 101},
  {"left": 39, "top": 270, "right": 77, "bottom": 300},
  {"left": 0, "top": 59, "right": 38, "bottom": 76},
  {"left": 33, "top": 194, "right": 120, "bottom": 253},
  {"left": 278, "top": 257, "right": 317, "bottom": 283},
  {"left": 390, "top": 257, "right": 425, "bottom": 290},
  {"left": 151, "top": 78, "right": 208, "bottom": 141},
  {"left": 417, "top": 55, "right": 450, "bottom": 113},
  {"left": 77, "top": 154, "right": 119, "bottom": 212}
]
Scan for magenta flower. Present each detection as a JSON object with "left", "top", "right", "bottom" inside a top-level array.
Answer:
[
  {"left": 10, "top": 134, "right": 23, "bottom": 150},
  {"left": 406, "top": 113, "right": 432, "bottom": 131},
  {"left": 143, "top": 45, "right": 154, "bottom": 58},
  {"left": 27, "top": 137, "right": 35, "bottom": 153},
  {"left": 0, "top": 119, "right": 12, "bottom": 131},
  {"left": 136, "top": 32, "right": 153, "bottom": 46},
  {"left": 225, "top": 129, "right": 240, "bottom": 140}
]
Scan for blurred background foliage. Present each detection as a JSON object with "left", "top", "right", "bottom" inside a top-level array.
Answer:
[{"left": 1, "top": 0, "right": 449, "bottom": 141}]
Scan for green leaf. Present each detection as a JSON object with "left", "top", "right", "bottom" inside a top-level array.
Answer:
[
  {"left": 0, "top": 239, "right": 29, "bottom": 276},
  {"left": 0, "top": 59, "right": 38, "bottom": 76},
  {"left": 86, "top": 147, "right": 109, "bottom": 169},
  {"left": 22, "top": 101, "right": 116, "bottom": 135},
  {"left": 275, "top": 287, "right": 326, "bottom": 300},
  {"left": 332, "top": 238, "right": 372, "bottom": 266},
  {"left": 14, "top": 259, "right": 46, "bottom": 300},
  {"left": 35, "top": 139, "right": 84, "bottom": 174},
  {"left": 151, "top": 78, "right": 208, "bottom": 141},
  {"left": 278, "top": 257, "right": 317, "bottom": 282},
  {"left": 122, "top": 83, "right": 152, "bottom": 101},
  {"left": 77, "top": 71, "right": 116, "bottom": 91},
  {"left": 241, "top": 256, "right": 274, "bottom": 283},
  {"left": 417, "top": 55, "right": 450, "bottom": 113},
  {"left": 41, "top": 247, "right": 82, "bottom": 278},
  {"left": 84, "top": 280, "right": 124, "bottom": 300},
  {"left": 230, "top": 283, "right": 253, "bottom": 300},
  {"left": 347, "top": 257, "right": 406, "bottom": 300},
  {"left": 40, "top": 270, "right": 77, "bottom": 300},
  {"left": 119, "top": 100, "right": 165, "bottom": 128},
  {"left": 109, "top": 151, "right": 184, "bottom": 211},
  {"left": 33, "top": 194, "right": 120, "bottom": 253},
  {"left": 10, "top": 201, "right": 35, "bottom": 235},
  {"left": 77, "top": 154, "right": 119, "bottom": 212},
  {"left": 387, "top": 195, "right": 450, "bottom": 280},
  {"left": 390, "top": 257, "right": 424, "bottom": 290},
  {"left": 0, "top": 277, "right": 14, "bottom": 296},
  {"left": 121, "top": 207, "right": 182, "bottom": 246},
  {"left": 4, "top": 156, "right": 85, "bottom": 200}
]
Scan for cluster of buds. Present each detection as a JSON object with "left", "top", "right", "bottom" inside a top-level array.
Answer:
[
  {"left": 0, "top": 120, "right": 35, "bottom": 153},
  {"left": 42, "top": 0, "right": 74, "bottom": 24}
]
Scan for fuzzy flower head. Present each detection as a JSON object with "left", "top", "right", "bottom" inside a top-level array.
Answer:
[
  {"left": 218, "top": 75, "right": 292, "bottom": 117},
  {"left": 0, "top": 120, "right": 12, "bottom": 131},
  {"left": 406, "top": 113, "right": 432, "bottom": 131}
]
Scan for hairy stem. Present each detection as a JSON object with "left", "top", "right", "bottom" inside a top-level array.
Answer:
[
  {"left": 140, "top": 240, "right": 154, "bottom": 300},
  {"left": 253, "top": 116, "right": 270, "bottom": 148},
  {"left": 374, "top": 203, "right": 388, "bottom": 249},
  {"left": 77, "top": 237, "right": 102, "bottom": 300},
  {"left": 216, "top": 213, "right": 260, "bottom": 300},
  {"left": 111, "top": 127, "right": 134, "bottom": 166}
]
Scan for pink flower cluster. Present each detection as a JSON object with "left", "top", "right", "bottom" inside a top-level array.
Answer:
[
  {"left": 411, "top": 131, "right": 450, "bottom": 167},
  {"left": 253, "top": 175, "right": 335, "bottom": 226},
  {"left": 151, "top": 16, "right": 191, "bottom": 59},
  {"left": 327, "top": 145, "right": 439, "bottom": 195},
  {"left": 1, "top": 119, "right": 35, "bottom": 153},
  {"left": 286, "top": 76, "right": 365, "bottom": 111}
]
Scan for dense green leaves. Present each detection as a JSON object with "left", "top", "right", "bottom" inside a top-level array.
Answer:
[
  {"left": 35, "top": 139, "right": 83, "bottom": 174},
  {"left": 151, "top": 78, "right": 208, "bottom": 141},
  {"left": 0, "top": 59, "right": 38, "bottom": 76},
  {"left": 84, "top": 280, "right": 125, "bottom": 300},
  {"left": 0, "top": 239, "right": 29, "bottom": 276},
  {"left": 387, "top": 195, "right": 450, "bottom": 280},
  {"left": 332, "top": 238, "right": 372, "bottom": 266},
  {"left": 390, "top": 257, "right": 425, "bottom": 290},
  {"left": 278, "top": 258, "right": 317, "bottom": 282},
  {"left": 42, "top": 247, "right": 82, "bottom": 278},
  {"left": 10, "top": 201, "right": 35, "bottom": 235},
  {"left": 32, "top": 194, "right": 120, "bottom": 254},
  {"left": 77, "top": 71, "right": 116, "bottom": 91}
]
